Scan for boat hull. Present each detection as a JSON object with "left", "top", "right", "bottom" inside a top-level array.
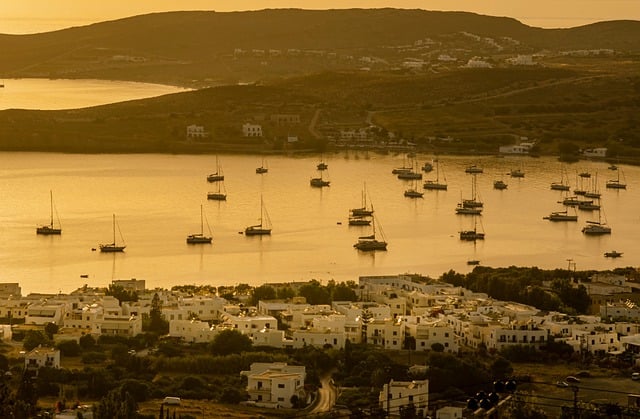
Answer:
[
  {"left": 207, "top": 193, "right": 227, "bottom": 201},
  {"left": 99, "top": 244, "right": 126, "bottom": 252},
  {"left": 36, "top": 226, "right": 61, "bottom": 235},
  {"left": 354, "top": 240, "right": 387, "bottom": 251},
  {"left": 423, "top": 182, "right": 447, "bottom": 190},
  {"left": 186, "top": 235, "right": 212, "bottom": 244},
  {"left": 207, "top": 174, "right": 224, "bottom": 182},
  {"left": 245, "top": 227, "right": 271, "bottom": 236}
]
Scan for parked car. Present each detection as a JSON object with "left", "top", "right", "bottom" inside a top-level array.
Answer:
[
  {"left": 632, "top": 373, "right": 640, "bottom": 381},
  {"left": 556, "top": 381, "right": 569, "bottom": 388},
  {"left": 566, "top": 376, "right": 580, "bottom": 383}
]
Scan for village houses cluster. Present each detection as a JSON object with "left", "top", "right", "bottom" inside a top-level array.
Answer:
[{"left": 3, "top": 271, "right": 640, "bottom": 413}]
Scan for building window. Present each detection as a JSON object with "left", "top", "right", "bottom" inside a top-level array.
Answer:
[{"left": 278, "top": 384, "right": 285, "bottom": 389}]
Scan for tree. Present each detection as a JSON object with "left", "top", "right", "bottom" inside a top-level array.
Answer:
[
  {"left": 298, "top": 280, "right": 330, "bottom": 305},
  {"left": 93, "top": 387, "right": 138, "bottom": 419},
  {"left": 331, "top": 282, "right": 358, "bottom": 302},
  {"left": 210, "top": 329, "right": 252, "bottom": 356},
  {"left": 220, "top": 386, "right": 247, "bottom": 404},
  {"left": 277, "top": 286, "right": 295, "bottom": 300},
  {"left": 23, "top": 330, "right": 49, "bottom": 351},
  {"left": 250, "top": 285, "right": 276, "bottom": 306},
  {"left": 106, "top": 284, "right": 139, "bottom": 304},
  {"left": 56, "top": 340, "right": 81, "bottom": 356},
  {"left": 79, "top": 334, "right": 97, "bottom": 350},
  {"left": 431, "top": 343, "right": 445, "bottom": 352},
  {"left": 147, "top": 293, "right": 169, "bottom": 334},
  {"left": 44, "top": 322, "right": 59, "bottom": 339}
]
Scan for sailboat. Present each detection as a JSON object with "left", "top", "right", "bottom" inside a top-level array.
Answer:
[
  {"left": 459, "top": 217, "right": 485, "bottom": 241},
  {"left": 404, "top": 179, "right": 424, "bottom": 198},
  {"left": 550, "top": 166, "right": 570, "bottom": 191},
  {"left": 36, "top": 190, "right": 62, "bottom": 235},
  {"left": 351, "top": 185, "right": 373, "bottom": 216},
  {"left": 256, "top": 157, "right": 268, "bottom": 174},
  {"left": 582, "top": 206, "right": 611, "bottom": 235},
  {"left": 462, "top": 174, "right": 483, "bottom": 208},
  {"left": 606, "top": 169, "right": 627, "bottom": 189},
  {"left": 423, "top": 159, "right": 448, "bottom": 190},
  {"left": 353, "top": 207, "right": 387, "bottom": 251},
  {"left": 186, "top": 205, "right": 213, "bottom": 244},
  {"left": 207, "top": 157, "right": 224, "bottom": 182},
  {"left": 456, "top": 186, "right": 482, "bottom": 215},
  {"left": 584, "top": 173, "right": 601, "bottom": 199},
  {"left": 543, "top": 209, "right": 578, "bottom": 221},
  {"left": 310, "top": 170, "right": 330, "bottom": 187},
  {"left": 317, "top": 155, "right": 328, "bottom": 171},
  {"left": 245, "top": 196, "right": 272, "bottom": 236},
  {"left": 207, "top": 180, "right": 227, "bottom": 201},
  {"left": 99, "top": 214, "right": 126, "bottom": 252}
]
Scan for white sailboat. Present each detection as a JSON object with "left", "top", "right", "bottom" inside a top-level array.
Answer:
[
  {"left": 36, "top": 190, "right": 62, "bottom": 235},
  {"left": 351, "top": 184, "right": 373, "bottom": 216},
  {"left": 207, "top": 157, "right": 224, "bottom": 182},
  {"left": 423, "top": 159, "right": 447, "bottom": 190},
  {"left": 606, "top": 169, "right": 627, "bottom": 189},
  {"left": 354, "top": 206, "right": 387, "bottom": 251},
  {"left": 207, "top": 180, "right": 227, "bottom": 201},
  {"left": 245, "top": 196, "right": 272, "bottom": 236},
  {"left": 582, "top": 206, "right": 611, "bottom": 235},
  {"left": 99, "top": 214, "right": 126, "bottom": 252},
  {"left": 187, "top": 205, "right": 213, "bottom": 244},
  {"left": 256, "top": 157, "right": 268, "bottom": 174}
]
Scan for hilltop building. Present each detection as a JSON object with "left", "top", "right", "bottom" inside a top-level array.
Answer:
[
  {"left": 242, "top": 123, "right": 263, "bottom": 137},
  {"left": 379, "top": 379, "right": 429, "bottom": 418},
  {"left": 241, "top": 362, "right": 306, "bottom": 408}
]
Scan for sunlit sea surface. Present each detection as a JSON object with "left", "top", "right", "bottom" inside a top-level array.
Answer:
[
  {"left": 0, "top": 152, "right": 637, "bottom": 295},
  {"left": 0, "top": 78, "right": 188, "bottom": 110}
]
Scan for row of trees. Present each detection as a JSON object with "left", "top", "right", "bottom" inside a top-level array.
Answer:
[
  {"left": 250, "top": 279, "right": 358, "bottom": 306},
  {"left": 441, "top": 266, "right": 591, "bottom": 314}
]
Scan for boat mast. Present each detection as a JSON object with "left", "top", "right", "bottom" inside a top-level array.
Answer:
[
  {"left": 200, "top": 205, "right": 204, "bottom": 235},
  {"left": 49, "top": 190, "right": 54, "bottom": 228},
  {"left": 112, "top": 214, "right": 116, "bottom": 244}
]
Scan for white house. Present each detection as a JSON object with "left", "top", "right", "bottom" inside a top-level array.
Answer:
[
  {"left": 241, "top": 362, "right": 306, "bottom": 408},
  {"left": 25, "top": 346, "right": 60, "bottom": 373},
  {"left": 25, "top": 303, "right": 66, "bottom": 325},
  {"left": 92, "top": 314, "right": 142, "bottom": 337},
  {"left": 186, "top": 125, "right": 207, "bottom": 139},
  {"left": 379, "top": 379, "right": 429, "bottom": 418},
  {"left": 292, "top": 329, "right": 346, "bottom": 349},
  {"left": 367, "top": 318, "right": 404, "bottom": 350},
  {"left": 242, "top": 123, "right": 263, "bottom": 137},
  {"left": 404, "top": 316, "right": 458, "bottom": 353},
  {"left": 252, "top": 328, "right": 286, "bottom": 348},
  {"left": 169, "top": 319, "right": 217, "bottom": 343},
  {"left": 221, "top": 312, "right": 277, "bottom": 339},
  {"left": 583, "top": 148, "right": 607, "bottom": 158}
]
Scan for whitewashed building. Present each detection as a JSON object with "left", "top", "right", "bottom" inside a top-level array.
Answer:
[
  {"left": 25, "top": 347, "right": 60, "bottom": 372},
  {"left": 242, "top": 123, "right": 263, "bottom": 137},
  {"left": 583, "top": 148, "right": 607, "bottom": 158},
  {"left": 186, "top": 124, "right": 207, "bottom": 139},
  {"left": 379, "top": 379, "right": 429, "bottom": 418},
  {"left": 169, "top": 319, "right": 217, "bottom": 343},
  {"left": 241, "top": 363, "right": 306, "bottom": 408}
]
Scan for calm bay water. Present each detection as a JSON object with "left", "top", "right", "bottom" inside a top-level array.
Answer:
[
  {"left": 0, "top": 78, "right": 188, "bottom": 110},
  {"left": 0, "top": 152, "right": 637, "bottom": 295}
]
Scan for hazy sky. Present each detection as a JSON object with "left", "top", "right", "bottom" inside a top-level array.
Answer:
[{"left": 1, "top": 0, "right": 639, "bottom": 33}]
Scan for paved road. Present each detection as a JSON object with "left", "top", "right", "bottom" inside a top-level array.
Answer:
[{"left": 310, "top": 376, "right": 338, "bottom": 414}]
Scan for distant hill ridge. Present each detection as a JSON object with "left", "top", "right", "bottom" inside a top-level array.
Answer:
[{"left": 0, "top": 8, "right": 639, "bottom": 76}]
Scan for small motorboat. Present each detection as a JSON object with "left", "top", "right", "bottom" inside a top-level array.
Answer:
[{"left": 604, "top": 250, "right": 623, "bottom": 258}]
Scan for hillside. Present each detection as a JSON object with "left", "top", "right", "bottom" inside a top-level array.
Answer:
[
  {"left": 1, "top": 62, "right": 638, "bottom": 157},
  {"left": 0, "top": 9, "right": 639, "bottom": 85}
]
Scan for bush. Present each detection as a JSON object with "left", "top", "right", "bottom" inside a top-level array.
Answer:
[
  {"left": 56, "top": 340, "right": 81, "bottom": 357},
  {"left": 82, "top": 351, "right": 107, "bottom": 364}
]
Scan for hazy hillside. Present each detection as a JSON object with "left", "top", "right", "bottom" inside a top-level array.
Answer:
[{"left": 0, "top": 9, "right": 638, "bottom": 85}]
